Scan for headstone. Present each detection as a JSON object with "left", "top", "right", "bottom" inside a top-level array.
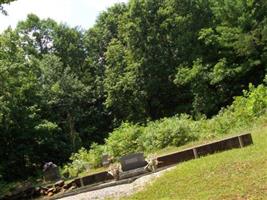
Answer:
[
  {"left": 43, "top": 162, "right": 60, "bottom": 182},
  {"left": 119, "top": 153, "right": 147, "bottom": 171},
  {"left": 84, "top": 162, "right": 91, "bottom": 172},
  {"left": 102, "top": 154, "right": 111, "bottom": 167}
]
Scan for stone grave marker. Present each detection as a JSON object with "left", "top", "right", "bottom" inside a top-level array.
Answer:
[
  {"left": 43, "top": 162, "right": 61, "bottom": 182},
  {"left": 102, "top": 154, "right": 111, "bottom": 167},
  {"left": 119, "top": 153, "right": 147, "bottom": 171}
]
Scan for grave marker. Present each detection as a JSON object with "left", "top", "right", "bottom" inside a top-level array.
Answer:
[
  {"left": 43, "top": 162, "right": 60, "bottom": 182},
  {"left": 119, "top": 153, "right": 147, "bottom": 171},
  {"left": 102, "top": 154, "right": 111, "bottom": 167}
]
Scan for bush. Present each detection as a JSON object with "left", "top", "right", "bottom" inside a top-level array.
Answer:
[
  {"left": 61, "top": 148, "right": 91, "bottom": 178},
  {"left": 141, "top": 115, "right": 199, "bottom": 151},
  {"left": 63, "top": 84, "right": 267, "bottom": 176},
  {"left": 105, "top": 123, "right": 144, "bottom": 158},
  {"left": 61, "top": 144, "right": 105, "bottom": 178},
  {"left": 209, "top": 84, "right": 267, "bottom": 135},
  {"left": 87, "top": 143, "right": 105, "bottom": 168}
]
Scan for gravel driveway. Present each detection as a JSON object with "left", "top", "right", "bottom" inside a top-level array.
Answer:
[{"left": 59, "top": 167, "right": 175, "bottom": 200}]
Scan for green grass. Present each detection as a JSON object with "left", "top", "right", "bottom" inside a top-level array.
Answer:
[{"left": 124, "top": 123, "right": 267, "bottom": 200}]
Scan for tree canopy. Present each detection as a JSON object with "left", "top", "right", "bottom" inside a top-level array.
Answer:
[
  {"left": 0, "top": 0, "right": 16, "bottom": 15},
  {"left": 0, "top": 0, "right": 266, "bottom": 181}
]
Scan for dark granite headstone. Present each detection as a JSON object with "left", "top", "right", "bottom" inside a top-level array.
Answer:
[
  {"left": 43, "top": 162, "right": 60, "bottom": 182},
  {"left": 119, "top": 153, "right": 147, "bottom": 171}
]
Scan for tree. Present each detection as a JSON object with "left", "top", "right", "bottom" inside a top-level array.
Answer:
[
  {"left": 0, "top": 0, "right": 16, "bottom": 15},
  {"left": 0, "top": 29, "right": 69, "bottom": 180},
  {"left": 16, "top": 14, "right": 57, "bottom": 57},
  {"left": 175, "top": 0, "right": 267, "bottom": 116},
  {"left": 104, "top": 0, "right": 213, "bottom": 120},
  {"left": 16, "top": 14, "right": 110, "bottom": 148},
  {"left": 104, "top": 39, "right": 147, "bottom": 124},
  {"left": 1, "top": 0, "right": 267, "bottom": 182},
  {"left": 83, "top": 3, "right": 128, "bottom": 127}
]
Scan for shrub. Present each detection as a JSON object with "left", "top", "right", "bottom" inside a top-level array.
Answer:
[
  {"left": 87, "top": 143, "right": 105, "bottom": 168},
  {"left": 61, "top": 144, "right": 105, "bottom": 177},
  {"left": 105, "top": 123, "right": 144, "bottom": 158},
  {"left": 209, "top": 84, "right": 267, "bottom": 135},
  {"left": 61, "top": 148, "right": 91, "bottom": 178},
  {"left": 63, "top": 84, "right": 267, "bottom": 176},
  {"left": 141, "top": 115, "right": 199, "bottom": 151}
]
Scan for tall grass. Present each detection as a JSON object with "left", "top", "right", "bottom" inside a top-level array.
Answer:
[{"left": 62, "top": 84, "right": 267, "bottom": 177}]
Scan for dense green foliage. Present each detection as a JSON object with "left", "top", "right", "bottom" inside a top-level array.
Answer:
[
  {"left": 0, "top": 0, "right": 267, "bottom": 181},
  {"left": 63, "top": 84, "right": 267, "bottom": 176},
  {"left": 0, "top": 0, "right": 16, "bottom": 15}
]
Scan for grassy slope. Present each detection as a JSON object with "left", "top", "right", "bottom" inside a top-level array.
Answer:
[{"left": 124, "top": 123, "right": 267, "bottom": 200}]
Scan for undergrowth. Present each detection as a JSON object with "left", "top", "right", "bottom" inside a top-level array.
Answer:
[{"left": 62, "top": 84, "right": 267, "bottom": 178}]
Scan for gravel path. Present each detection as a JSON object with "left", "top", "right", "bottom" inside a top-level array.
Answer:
[{"left": 59, "top": 167, "right": 175, "bottom": 200}]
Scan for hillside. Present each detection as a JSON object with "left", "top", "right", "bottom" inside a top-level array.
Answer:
[
  {"left": 1, "top": 0, "right": 267, "bottom": 182},
  {"left": 124, "top": 123, "right": 267, "bottom": 200}
]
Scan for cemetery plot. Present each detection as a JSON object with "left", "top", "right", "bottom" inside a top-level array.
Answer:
[{"left": 2, "top": 133, "right": 253, "bottom": 200}]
